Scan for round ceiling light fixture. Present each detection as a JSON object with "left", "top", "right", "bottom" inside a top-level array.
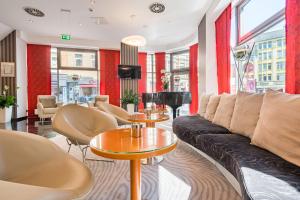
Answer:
[
  {"left": 122, "top": 35, "right": 146, "bottom": 47},
  {"left": 149, "top": 2, "right": 165, "bottom": 13},
  {"left": 23, "top": 7, "right": 45, "bottom": 17}
]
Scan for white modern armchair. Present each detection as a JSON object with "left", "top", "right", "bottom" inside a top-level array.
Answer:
[
  {"left": 52, "top": 104, "right": 118, "bottom": 162},
  {"left": 88, "top": 95, "right": 109, "bottom": 108},
  {"left": 37, "top": 95, "right": 63, "bottom": 122},
  {"left": 0, "top": 129, "right": 93, "bottom": 200},
  {"left": 95, "top": 102, "right": 132, "bottom": 126}
]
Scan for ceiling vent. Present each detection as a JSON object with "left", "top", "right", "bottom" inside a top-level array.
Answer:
[
  {"left": 23, "top": 7, "right": 45, "bottom": 17},
  {"left": 91, "top": 17, "right": 108, "bottom": 25},
  {"left": 149, "top": 2, "right": 165, "bottom": 13}
]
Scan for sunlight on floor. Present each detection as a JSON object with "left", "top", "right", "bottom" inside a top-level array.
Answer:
[{"left": 158, "top": 166, "right": 191, "bottom": 200}]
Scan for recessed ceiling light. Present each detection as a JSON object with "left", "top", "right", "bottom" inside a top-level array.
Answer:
[
  {"left": 149, "top": 2, "right": 165, "bottom": 14},
  {"left": 23, "top": 7, "right": 45, "bottom": 17},
  {"left": 79, "top": 23, "right": 83, "bottom": 26},
  {"left": 122, "top": 35, "right": 146, "bottom": 47}
]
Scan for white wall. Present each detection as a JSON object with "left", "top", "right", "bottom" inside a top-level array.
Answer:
[
  {"left": 205, "top": 0, "right": 232, "bottom": 94},
  {"left": 16, "top": 31, "right": 27, "bottom": 118}
]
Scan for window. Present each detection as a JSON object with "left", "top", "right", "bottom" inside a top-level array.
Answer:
[
  {"left": 277, "top": 50, "right": 283, "bottom": 58},
  {"left": 238, "top": 0, "right": 285, "bottom": 42},
  {"left": 268, "top": 74, "right": 272, "bottom": 81},
  {"left": 268, "top": 41, "right": 273, "bottom": 48},
  {"left": 231, "top": 0, "right": 286, "bottom": 93},
  {"left": 268, "top": 51, "right": 273, "bottom": 59},
  {"left": 146, "top": 54, "right": 156, "bottom": 93},
  {"left": 51, "top": 48, "right": 99, "bottom": 104},
  {"left": 268, "top": 63, "right": 272, "bottom": 70},
  {"left": 170, "top": 51, "right": 190, "bottom": 115},
  {"left": 263, "top": 52, "right": 267, "bottom": 60},
  {"left": 58, "top": 48, "right": 97, "bottom": 69}
]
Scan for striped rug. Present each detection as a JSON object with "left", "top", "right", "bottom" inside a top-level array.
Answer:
[{"left": 51, "top": 135, "right": 241, "bottom": 200}]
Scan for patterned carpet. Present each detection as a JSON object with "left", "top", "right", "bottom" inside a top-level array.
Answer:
[{"left": 51, "top": 135, "right": 241, "bottom": 200}]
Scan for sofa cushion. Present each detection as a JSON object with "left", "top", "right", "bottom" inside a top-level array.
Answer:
[
  {"left": 172, "top": 115, "right": 229, "bottom": 146},
  {"left": 194, "top": 134, "right": 300, "bottom": 200},
  {"left": 212, "top": 94, "right": 236, "bottom": 129},
  {"left": 252, "top": 91, "right": 300, "bottom": 167},
  {"left": 204, "top": 95, "right": 221, "bottom": 121},
  {"left": 230, "top": 92, "right": 264, "bottom": 138},
  {"left": 199, "top": 94, "right": 212, "bottom": 117}
]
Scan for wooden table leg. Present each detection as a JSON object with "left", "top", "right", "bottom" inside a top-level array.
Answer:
[
  {"left": 130, "top": 159, "right": 141, "bottom": 200},
  {"left": 146, "top": 122, "right": 155, "bottom": 127}
]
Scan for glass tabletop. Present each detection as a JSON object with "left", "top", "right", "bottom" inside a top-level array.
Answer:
[
  {"left": 128, "top": 113, "right": 169, "bottom": 123},
  {"left": 90, "top": 127, "right": 177, "bottom": 155}
]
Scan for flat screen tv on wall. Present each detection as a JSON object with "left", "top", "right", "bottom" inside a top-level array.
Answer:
[{"left": 118, "top": 65, "right": 141, "bottom": 79}]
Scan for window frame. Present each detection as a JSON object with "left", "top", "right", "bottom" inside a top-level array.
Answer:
[
  {"left": 57, "top": 47, "right": 98, "bottom": 71},
  {"left": 236, "top": 0, "right": 285, "bottom": 44}
]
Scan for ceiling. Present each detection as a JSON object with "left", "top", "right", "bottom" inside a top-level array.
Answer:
[{"left": 0, "top": 0, "right": 211, "bottom": 51}]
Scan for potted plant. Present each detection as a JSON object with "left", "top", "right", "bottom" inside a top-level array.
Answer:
[
  {"left": 121, "top": 90, "right": 139, "bottom": 114},
  {"left": 0, "top": 85, "right": 16, "bottom": 123}
]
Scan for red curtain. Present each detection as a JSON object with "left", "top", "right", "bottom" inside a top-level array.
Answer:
[
  {"left": 100, "top": 50, "right": 120, "bottom": 106},
  {"left": 215, "top": 4, "right": 231, "bottom": 94},
  {"left": 286, "top": 0, "right": 300, "bottom": 93},
  {"left": 155, "top": 52, "right": 165, "bottom": 92},
  {"left": 138, "top": 52, "right": 147, "bottom": 108},
  {"left": 189, "top": 44, "right": 199, "bottom": 114},
  {"left": 27, "top": 44, "right": 51, "bottom": 117}
]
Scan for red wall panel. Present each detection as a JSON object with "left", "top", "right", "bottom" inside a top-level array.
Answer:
[
  {"left": 189, "top": 44, "right": 199, "bottom": 114},
  {"left": 100, "top": 50, "right": 120, "bottom": 106},
  {"left": 27, "top": 44, "right": 51, "bottom": 117},
  {"left": 138, "top": 52, "right": 147, "bottom": 109},
  {"left": 215, "top": 4, "right": 231, "bottom": 94}
]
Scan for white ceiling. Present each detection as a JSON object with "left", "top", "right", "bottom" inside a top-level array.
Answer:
[{"left": 0, "top": 0, "right": 211, "bottom": 51}]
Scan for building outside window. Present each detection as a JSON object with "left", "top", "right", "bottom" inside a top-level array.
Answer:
[
  {"left": 51, "top": 48, "right": 99, "bottom": 103},
  {"left": 231, "top": 0, "right": 286, "bottom": 93}
]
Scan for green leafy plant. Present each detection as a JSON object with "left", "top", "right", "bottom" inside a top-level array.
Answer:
[
  {"left": 0, "top": 85, "right": 16, "bottom": 109},
  {"left": 121, "top": 90, "right": 139, "bottom": 105}
]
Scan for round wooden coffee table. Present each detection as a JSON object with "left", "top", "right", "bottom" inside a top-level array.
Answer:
[
  {"left": 90, "top": 127, "right": 177, "bottom": 200},
  {"left": 128, "top": 113, "right": 169, "bottom": 127}
]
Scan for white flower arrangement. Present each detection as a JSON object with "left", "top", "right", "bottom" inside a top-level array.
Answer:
[{"left": 161, "top": 70, "right": 171, "bottom": 90}]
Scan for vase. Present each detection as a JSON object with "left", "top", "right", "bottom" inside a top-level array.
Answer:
[
  {"left": 0, "top": 106, "right": 12, "bottom": 123},
  {"left": 127, "top": 104, "right": 135, "bottom": 114}
]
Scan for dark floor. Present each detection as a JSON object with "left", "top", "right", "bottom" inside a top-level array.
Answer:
[{"left": 0, "top": 118, "right": 57, "bottom": 138}]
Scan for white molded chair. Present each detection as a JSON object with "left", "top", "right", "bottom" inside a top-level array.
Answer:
[
  {"left": 52, "top": 104, "right": 118, "bottom": 162},
  {"left": 0, "top": 129, "right": 93, "bottom": 200},
  {"left": 95, "top": 102, "right": 132, "bottom": 126}
]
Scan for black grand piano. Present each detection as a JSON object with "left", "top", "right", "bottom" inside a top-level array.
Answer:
[{"left": 142, "top": 92, "right": 192, "bottom": 119}]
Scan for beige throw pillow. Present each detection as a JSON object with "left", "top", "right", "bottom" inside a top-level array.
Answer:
[
  {"left": 204, "top": 95, "right": 221, "bottom": 121},
  {"left": 199, "top": 94, "right": 212, "bottom": 117},
  {"left": 212, "top": 94, "right": 236, "bottom": 129},
  {"left": 252, "top": 91, "right": 300, "bottom": 167},
  {"left": 230, "top": 92, "right": 264, "bottom": 138}
]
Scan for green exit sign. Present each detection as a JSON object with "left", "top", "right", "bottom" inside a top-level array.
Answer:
[{"left": 61, "top": 34, "right": 71, "bottom": 40}]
